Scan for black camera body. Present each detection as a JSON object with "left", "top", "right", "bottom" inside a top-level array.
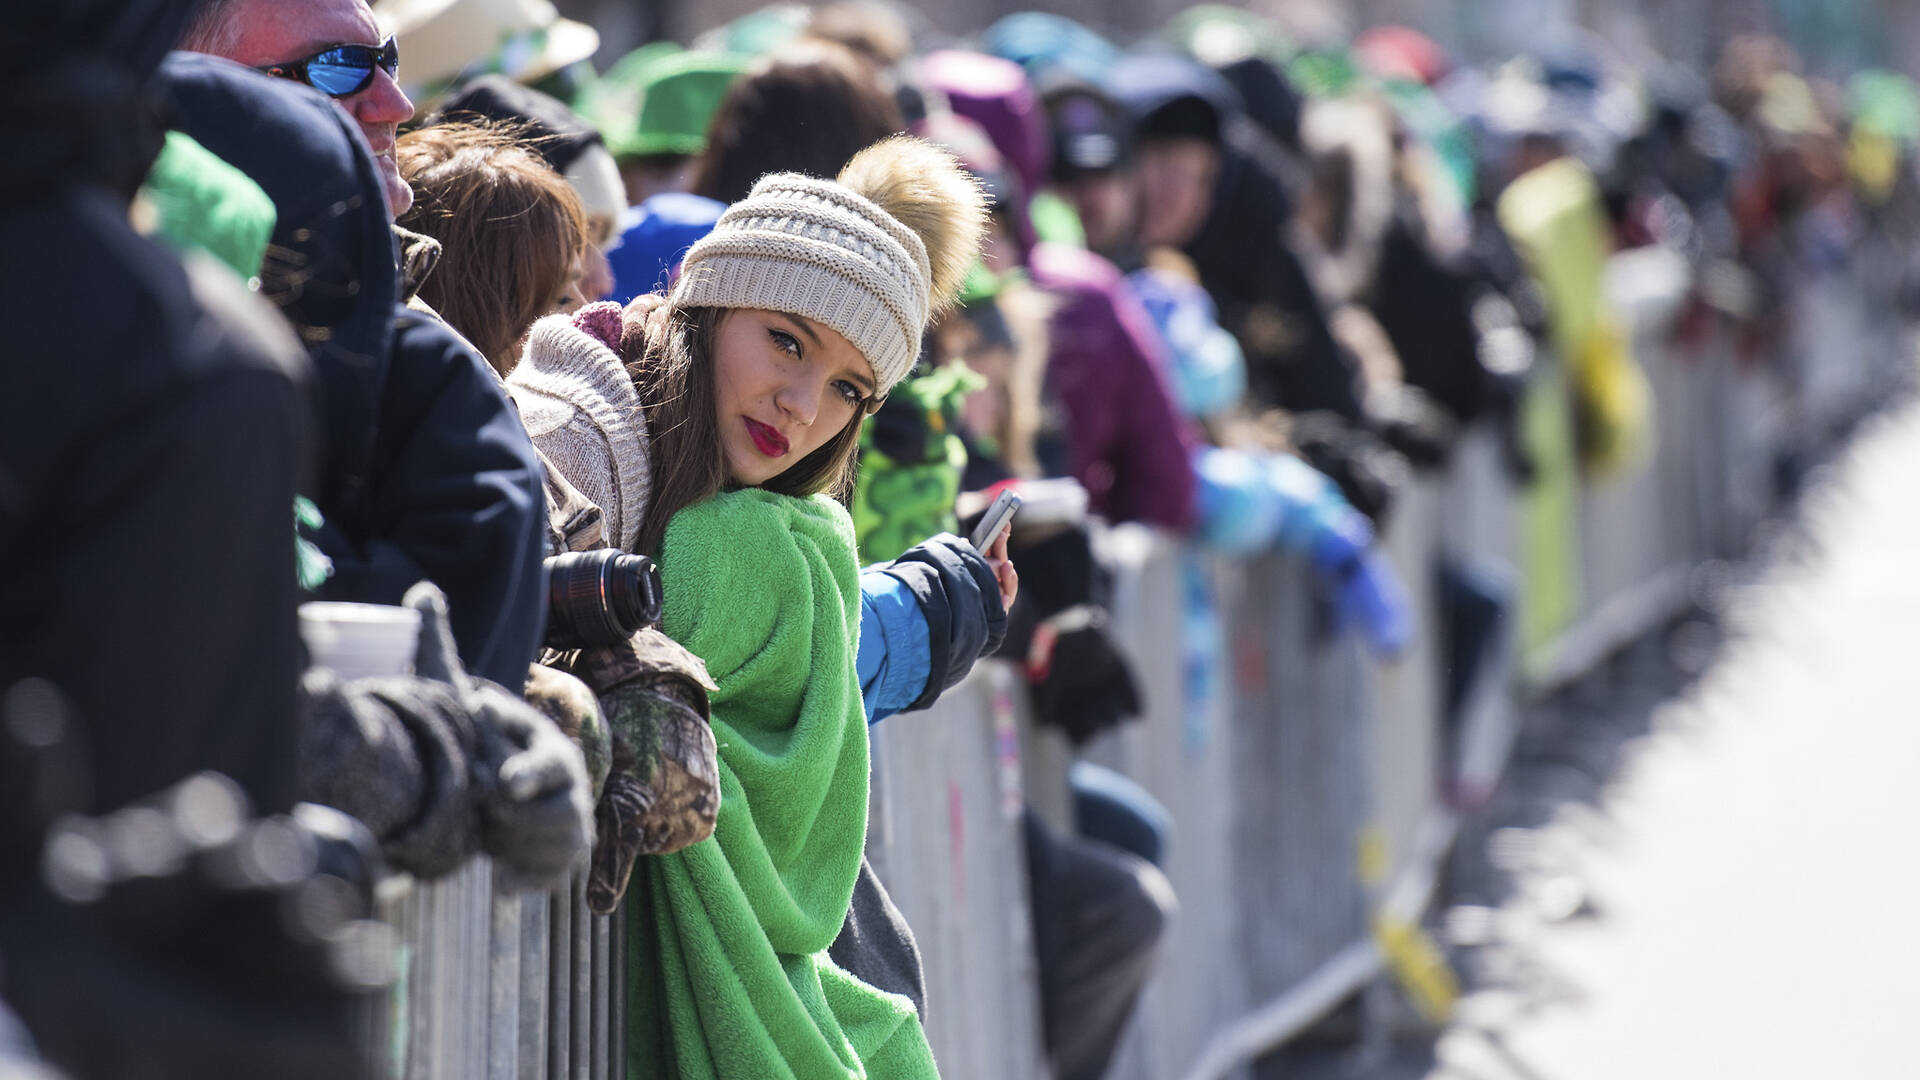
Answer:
[{"left": 544, "top": 549, "right": 664, "bottom": 649}]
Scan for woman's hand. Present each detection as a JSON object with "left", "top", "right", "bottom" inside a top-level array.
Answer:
[
  {"left": 984, "top": 521, "right": 1019, "bottom": 613},
  {"left": 618, "top": 292, "right": 670, "bottom": 362}
]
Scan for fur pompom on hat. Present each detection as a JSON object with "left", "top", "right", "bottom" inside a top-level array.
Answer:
[{"left": 669, "top": 135, "right": 986, "bottom": 398}]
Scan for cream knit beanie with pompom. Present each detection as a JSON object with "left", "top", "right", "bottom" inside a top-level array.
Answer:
[{"left": 669, "top": 135, "right": 986, "bottom": 399}]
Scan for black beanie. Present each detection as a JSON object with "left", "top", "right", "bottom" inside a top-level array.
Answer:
[
  {"left": 1137, "top": 94, "right": 1222, "bottom": 144},
  {"left": 428, "top": 74, "right": 603, "bottom": 173}
]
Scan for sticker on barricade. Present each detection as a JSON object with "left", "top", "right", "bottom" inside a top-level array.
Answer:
[{"left": 1371, "top": 913, "right": 1459, "bottom": 1024}]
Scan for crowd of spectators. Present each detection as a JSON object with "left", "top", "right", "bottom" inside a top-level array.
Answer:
[{"left": 4, "top": 0, "right": 1917, "bottom": 1076}]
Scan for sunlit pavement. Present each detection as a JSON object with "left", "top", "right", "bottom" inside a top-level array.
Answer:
[{"left": 1426, "top": 404, "right": 1920, "bottom": 1080}]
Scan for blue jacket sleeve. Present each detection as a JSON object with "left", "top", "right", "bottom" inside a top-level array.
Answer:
[
  {"left": 858, "top": 570, "right": 932, "bottom": 725},
  {"left": 312, "top": 312, "right": 547, "bottom": 689}
]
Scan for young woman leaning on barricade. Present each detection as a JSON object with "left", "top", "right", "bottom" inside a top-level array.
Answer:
[{"left": 520, "top": 134, "right": 1010, "bottom": 1076}]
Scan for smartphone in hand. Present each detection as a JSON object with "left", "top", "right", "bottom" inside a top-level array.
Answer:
[{"left": 968, "top": 488, "right": 1023, "bottom": 551}]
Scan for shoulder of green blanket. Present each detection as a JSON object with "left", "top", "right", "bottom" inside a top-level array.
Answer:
[{"left": 658, "top": 489, "right": 862, "bottom": 635}]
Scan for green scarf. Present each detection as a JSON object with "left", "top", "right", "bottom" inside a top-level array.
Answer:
[{"left": 628, "top": 489, "right": 938, "bottom": 1079}]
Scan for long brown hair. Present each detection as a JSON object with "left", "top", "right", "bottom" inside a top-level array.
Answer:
[
  {"left": 396, "top": 121, "right": 589, "bottom": 374},
  {"left": 623, "top": 304, "right": 866, "bottom": 557}
]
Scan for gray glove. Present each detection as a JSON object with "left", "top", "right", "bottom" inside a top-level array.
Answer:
[{"left": 407, "top": 582, "right": 593, "bottom": 893}]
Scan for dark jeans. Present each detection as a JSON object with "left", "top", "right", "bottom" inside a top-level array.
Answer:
[
  {"left": 1023, "top": 809, "right": 1177, "bottom": 1080},
  {"left": 1069, "top": 760, "right": 1171, "bottom": 868}
]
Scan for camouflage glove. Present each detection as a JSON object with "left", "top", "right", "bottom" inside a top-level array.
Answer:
[
  {"left": 553, "top": 629, "right": 719, "bottom": 915},
  {"left": 522, "top": 664, "right": 612, "bottom": 803}
]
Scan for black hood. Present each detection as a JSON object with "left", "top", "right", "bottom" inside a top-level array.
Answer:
[
  {"left": 1215, "top": 55, "right": 1303, "bottom": 153},
  {"left": 160, "top": 51, "right": 400, "bottom": 511},
  {"left": 1109, "top": 52, "right": 1241, "bottom": 146},
  {"left": 0, "top": 0, "right": 200, "bottom": 202}
]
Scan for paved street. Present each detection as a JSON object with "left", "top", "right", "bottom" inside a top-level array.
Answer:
[{"left": 1427, "top": 404, "right": 1920, "bottom": 1080}]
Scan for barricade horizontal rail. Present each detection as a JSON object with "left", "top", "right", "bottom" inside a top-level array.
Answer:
[{"left": 362, "top": 257, "right": 1906, "bottom": 1079}]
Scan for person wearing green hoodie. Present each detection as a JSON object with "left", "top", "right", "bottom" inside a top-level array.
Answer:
[{"left": 604, "top": 135, "right": 1009, "bottom": 1077}]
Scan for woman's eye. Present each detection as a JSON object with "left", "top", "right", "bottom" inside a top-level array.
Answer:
[
  {"left": 834, "top": 380, "right": 866, "bottom": 408},
  {"left": 768, "top": 328, "right": 801, "bottom": 357}
]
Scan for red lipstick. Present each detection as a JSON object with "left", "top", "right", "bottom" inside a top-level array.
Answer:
[{"left": 745, "top": 417, "right": 789, "bottom": 457}]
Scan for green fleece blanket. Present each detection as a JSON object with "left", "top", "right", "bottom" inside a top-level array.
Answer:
[{"left": 628, "top": 488, "right": 938, "bottom": 1079}]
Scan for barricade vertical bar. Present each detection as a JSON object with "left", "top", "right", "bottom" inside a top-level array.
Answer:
[
  {"left": 380, "top": 880, "right": 417, "bottom": 1080},
  {"left": 572, "top": 876, "right": 592, "bottom": 1079},
  {"left": 415, "top": 877, "right": 444, "bottom": 1080},
  {"left": 490, "top": 888, "right": 521, "bottom": 1080},
  {"left": 549, "top": 883, "right": 572, "bottom": 1079},
  {"left": 450, "top": 867, "right": 470, "bottom": 1079},
  {"left": 591, "top": 905, "right": 610, "bottom": 1080},
  {"left": 474, "top": 864, "right": 491, "bottom": 1078},
  {"left": 520, "top": 888, "right": 551, "bottom": 1077},
  {"left": 1367, "top": 481, "right": 1445, "bottom": 896},
  {"left": 611, "top": 895, "right": 627, "bottom": 1080},
  {"left": 457, "top": 868, "right": 478, "bottom": 1078}
]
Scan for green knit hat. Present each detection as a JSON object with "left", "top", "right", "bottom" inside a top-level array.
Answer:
[{"left": 578, "top": 46, "right": 750, "bottom": 160}]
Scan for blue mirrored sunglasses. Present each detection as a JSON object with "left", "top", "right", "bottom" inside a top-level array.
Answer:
[{"left": 257, "top": 36, "right": 400, "bottom": 98}]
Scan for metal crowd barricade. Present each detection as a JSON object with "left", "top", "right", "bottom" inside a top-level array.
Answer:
[
  {"left": 372, "top": 862, "right": 623, "bottom": 1080},
  {"left": 361, "top": 258, "right": 1899, "bottom": 1079}
]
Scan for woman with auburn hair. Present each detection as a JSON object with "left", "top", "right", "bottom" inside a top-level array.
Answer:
[{"left": 395, "top": 120, "right": 589, "bottom": 374}]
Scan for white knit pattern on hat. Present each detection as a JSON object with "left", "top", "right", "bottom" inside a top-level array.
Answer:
[{"left": 668, "top": 173, "right": 933, "bottom": 397}]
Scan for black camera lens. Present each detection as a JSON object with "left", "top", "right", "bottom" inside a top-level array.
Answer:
[{"left": 544, "top": 549, "right": 663, "bottom": 649}]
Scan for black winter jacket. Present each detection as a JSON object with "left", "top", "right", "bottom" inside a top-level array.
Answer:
[
  {"left": 0, "top": 190, "right": 313, "bottom": 830},
  {"left": 309, "top": 310, "right": 548, "bottom": 687}
]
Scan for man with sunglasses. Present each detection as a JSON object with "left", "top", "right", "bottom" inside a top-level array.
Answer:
[
  {"left": 181, "top": 0, "right": 416, "bottom": 216},
  {"left": 171, "top": 1, "right": 553, "bottom": 694}
]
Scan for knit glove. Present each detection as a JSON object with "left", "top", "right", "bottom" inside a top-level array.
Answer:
[
  {"left": 1289, "top": 410, "right": 1408, "bottom": 527},
  {"left": 1309, "top": 525, "right": 1414, "bottom": 660},
  {"left": 1021, "top": 608, "right": 1143, "bottom": 745},
  {"left": 1371, "top": 384, "right": 1458, "bottom": 470},
  {"left": 996, "top": 524, "right": 1144, "bottom": 745},
  {"left": 407, "top": 582, "right": 593, "bottom": 894},
  {"left": 300, "top": 668, "right": 481, "bottom": 880},
  {"left": 875, "top": 533, "right": 1007, "bottom": 711},
  {"left": 551, "top": 629, "right": 720, "bottom": 915}
]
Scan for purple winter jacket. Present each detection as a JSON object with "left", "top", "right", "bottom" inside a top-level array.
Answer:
[
  {"left": 921, "top": 50, "right": 1198, "bottom": 532},
  {"left": 1029, "top": 242, "right": 1198, "bottom": 532}
]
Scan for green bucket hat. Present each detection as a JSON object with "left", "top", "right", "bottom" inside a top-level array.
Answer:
[{"left": 578, "top": 45, "right": 750, "bottom": 160}]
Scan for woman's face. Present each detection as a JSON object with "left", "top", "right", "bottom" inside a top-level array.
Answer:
[
  {"left": 712, "top": 308, "right": 876, "bottom": 486},
  {"left": 1136, "top": 136, "right": 1221, "bottom": 249}
]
